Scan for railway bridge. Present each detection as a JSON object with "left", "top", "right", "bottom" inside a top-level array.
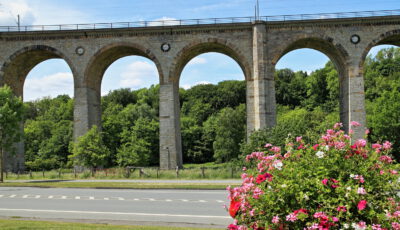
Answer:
[{"left": 1, "top": 10, "right": 399, "bottom": 170}]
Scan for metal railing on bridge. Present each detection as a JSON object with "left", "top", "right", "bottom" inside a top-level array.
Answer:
[{"left": 0, "top": 9, "right": 399, "bottom": 32}]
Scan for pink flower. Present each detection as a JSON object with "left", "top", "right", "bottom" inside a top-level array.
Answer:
[
  {"left": 270, "top": 146, "right": 281, "bottom": 153},
  {"left": 296, "top": 136, "right": 302, "bottom": 142},
  {"left": 227, "top": 224, "right": 239, "bottom": 230},
  {"left": 272, "top": 215, "right": 280, "bottom": 224},
  {"left": 357, "top": 200, "right": 367, "bottom": 211},
  {"left": 357, "top": 187, "right": 367, "bottom": 195},
  {"left": 392, "top": 222, "right": 400, "bottom": 230},
  {"left": 286, "top": 213, "right": 297, "bottom": 222},
  {"left": 379, "top": 155, "right": 393, "bottom": 163},
  {"left": 372, "top": 143, "right": 382, "bottom": 149},
  {"left": 313, "top": 212, "right": 328, "bottom": 218},
  {"left": 351, "top": 121, "right": 361, "bottom": 127},
  {"left": 365, "top": 129, "right": 370, "bottom": 135},
  {"left": 255, "top": 173, "right": 273, "bottom": 184},
  {"left": 357, "top": 221, "right": 367, "bottom": 229},
  {"left": 264, "top": 143, "right": 272, "bottom": 148},
  {"left": 332, "top": 217, "right": 339, "bottom": 222},
  {"left": 390, "top": 170, "right": 398, "bottom": 175},
  {"left": 333, "top": 122, "right": 343, "bottom": 129},
  {"left": 321, "top": 178, "right": 328, "bottom": 185},
  {"left": 380, "top": 170, "right": 385, "bottom": 175},
  {"left": 313, "top": 144, "right": 319, "bottom": 151},
  {"left": 355, "top": 139, "right": 367, "bottom": 148},
  {"left": 337, "top": 206, "right": 347, "bottom": 212},
  {"left": 383, "top": 141, "right": 392, "bottom": 150}
]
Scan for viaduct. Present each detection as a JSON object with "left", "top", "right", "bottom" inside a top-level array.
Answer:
[{"left": 0, "top": 10, "right": 399, "bottom": 170}]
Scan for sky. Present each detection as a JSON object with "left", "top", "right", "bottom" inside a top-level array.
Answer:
[{"left": 0, "top": 0, "right": 398, "bottom": 101}]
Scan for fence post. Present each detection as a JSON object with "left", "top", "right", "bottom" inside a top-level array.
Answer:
[
  {"left": 74, "top": 168, "right": 77, "bottom": 179},
  {"left": 139, "top": 168, "right": 144, "bottom": 178},
  {"left": 42, "top": 169, "right": 45, "bottom": 178},
  {"left": 126, "top": 167, "right": 130, "bottom": 178},
  {"left": 59, "top": 169, "right": 61, "bottom": 178},
  {"left": 5, "top": 171, "right": 7, "bottom": 179},
  {"left": 156, "top": 168, "right": 159, "bottom": 178},
  {"left": 201, "top": 167, "right": 205, "bottom": 178},
  {"left": 29, "top": 170, "right": 32, "bottom": 179},
  {"left": 231, "top": 167, "right": 234, "bottom": 178},
  {"left": 176, "top": 166, "right": 179, "bottom": 178}
]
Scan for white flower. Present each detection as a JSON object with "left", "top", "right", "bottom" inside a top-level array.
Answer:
[
  {"left": 324, "top": 145, "right": 329, "bottom": 151},
  {"left": 303, "top": 194, "right": 309, "bottom": 200},
  {"left": 350, "top": 174, "right": 355, "bottom": 178},
  {"left": 316, "top": 151, "right": 325, "bottom": 158},
  {"left": 346, "top": 186, "right": 352, "bottom": 191},
  {"left": 343, "top": 223, "right": 349, "bottom": 229},
  {"left": 281, "top": 184, "right": 287, "bottom": 188},
  {"left": 273, "top": 160, "right": 283, "bottom": 170}
]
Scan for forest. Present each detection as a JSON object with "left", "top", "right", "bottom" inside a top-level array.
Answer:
[{"left": 23, "top": 48, "right": 400, "bottom": 170}]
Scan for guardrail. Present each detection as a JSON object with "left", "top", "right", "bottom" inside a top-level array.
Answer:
[{"left": 0, "top": 9, "right": 399, "bottom": 32}]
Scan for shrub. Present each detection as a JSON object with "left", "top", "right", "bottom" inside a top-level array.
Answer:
[{"left": 228, "top": 122, "right": 399, "bottom": 229}]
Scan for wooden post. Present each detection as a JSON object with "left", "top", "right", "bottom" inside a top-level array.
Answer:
[
  {"left": 42, "top": 169, "right": 45, "bottom": 178},
  {"left": 74, "top": 168, "right": 77, "bottom": 179},
  {"left": 201, "top": 167, "right": 205, "bottom": 178},
  {"left": 231, "top": 167, "right": 234, "bottom": 178},
  {"left": 29, "top": 170, "right": 32, "bottom": 179},
  {"left": 175, "top": 166, "right": 179, "bottom": 178},
  {"left": 156, "top": 168, "right": 159, "bottom": 178}
]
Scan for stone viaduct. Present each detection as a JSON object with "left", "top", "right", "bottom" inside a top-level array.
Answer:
[{"left": 0, "top": 11, "right": 399, "bottom": 170}]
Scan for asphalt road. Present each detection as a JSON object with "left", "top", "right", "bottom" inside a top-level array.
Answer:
[{"left": 0, "top": 187, "right": 232, "bottom": 228}]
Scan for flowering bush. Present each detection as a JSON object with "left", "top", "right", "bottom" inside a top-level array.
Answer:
[{"left": 228, "top": 122, "right": 400, "bottom": 229}]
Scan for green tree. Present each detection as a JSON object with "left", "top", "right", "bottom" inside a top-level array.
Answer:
[
  {"left": 0, "top": 85, "right": 25, "bottom": 182},
  {"left": 117, "top": 118, "right": 159, "bottom": 167},
  {"left": 213, "top": 104, "right": 246, "bottom": 163},
  {"left": 69, "top": 125, "right": 110, "bottom": 170}
]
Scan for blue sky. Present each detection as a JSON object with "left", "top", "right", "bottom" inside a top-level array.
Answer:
[{"left": 0, "top": 0, "right": 398, "bottom": 101}]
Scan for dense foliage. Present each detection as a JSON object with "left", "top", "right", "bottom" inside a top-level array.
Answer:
[
  {"left": 23, "top": 48, "right": 400, "bottom": 169},
  {"left": 228, "top": 123, "right": 400, "bottom": 229},
  {"left": 0, "top": 85, "right": 25, "bottom": 182}
]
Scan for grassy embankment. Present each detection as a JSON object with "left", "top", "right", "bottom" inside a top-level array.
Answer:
[{"left": 0, "top": 219, "right": 216, "bottom": 230}]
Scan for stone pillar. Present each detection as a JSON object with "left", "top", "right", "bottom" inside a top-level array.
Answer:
[
  {"left": 159, "top": 82, "right": 182, "bottom": 169},
  {"left": 73, "top": 86, "right": 101, "bottom": 140},
  {"left": 342, "top": 59, "right": 366, "bottom": 140},
  {"left": 249, "top": 22, "right": 276, "bottom": 136}
]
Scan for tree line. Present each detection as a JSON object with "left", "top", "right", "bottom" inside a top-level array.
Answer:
[{"left": 23, "top": 48, "right": 400, "bottom": 170}]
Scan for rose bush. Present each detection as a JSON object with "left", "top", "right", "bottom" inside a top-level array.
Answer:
[{"left": 228, "top": 122, "right": 400, "bottom": 229}]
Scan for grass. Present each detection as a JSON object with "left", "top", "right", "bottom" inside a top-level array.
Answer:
[
  {"left": 0, "top": 181, "right": 240, "bottom": 190},
  {"left": 0, "top": 219, "right": 216, "bottom": 230},
  {"left": 5, "top": 164, "right": 241, "bottom": 181}
]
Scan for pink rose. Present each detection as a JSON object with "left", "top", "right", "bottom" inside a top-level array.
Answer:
[{"left": 357, "top": 200, "right": 367, "bottom": 211}]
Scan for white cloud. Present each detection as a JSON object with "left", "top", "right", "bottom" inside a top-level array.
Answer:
[
  {"left": 148, "top": 17, "right": 179, "bottom": 26},
  {"left": 119, "top": 61, "right": 158, "bottom": 89},
  {"left": 181, "top": 81, "right": 212, "bottom": 90},
  {"left": 187, "top": 57, "right": 207, "bottom": 66},
  {"left": 0, "top": 0, "right": 35, "bottom": 26},
  {"left": 23, "top": 72, "right": 73, "bottom": 101}
]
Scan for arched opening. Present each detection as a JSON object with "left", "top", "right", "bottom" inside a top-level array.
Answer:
[
  {"left": 86, "top": 44, "right": 161, "bottom": 168},
  {"left": 1, "top": 46, "right": 75, "bottom": 172},
  {"left": 362, "top": 34, "right": 400, "bottom": 160},
  {"left": 178, "top": 50, "right": 247, "bottom": 165},
  {"left": 272, "top": 44, "right": 343, "bottom": 145}
]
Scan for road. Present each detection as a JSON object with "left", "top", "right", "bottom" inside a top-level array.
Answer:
[{"left": 0, "top": 187, "right": 232, "bottom": 228}]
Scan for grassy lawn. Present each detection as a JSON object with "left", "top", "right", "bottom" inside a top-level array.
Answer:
[
  {"left": 0, "top": 219, "right": 216, "bottom": 230},
  {"left": 0, "top": 181, "right": 239, "bottom": 190}
]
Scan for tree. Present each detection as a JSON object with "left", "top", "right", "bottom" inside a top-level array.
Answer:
[
  {"left": 213, "top": 104, "right": 246, "bottom": 163},
  {"left": 69, "top": 125, "right": 110, "bottom": 171},
  {"left": 0, "top": 85, "right": 25, "bottom": 182}
]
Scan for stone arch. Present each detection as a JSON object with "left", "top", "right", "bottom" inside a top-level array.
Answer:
[
  {"left": 169, "top": 38, "right": 252, "bottom": 84},
  {"left": 0, "top": 45, "right": 76, "bottom": 97},
  {"left": 360, "top": 29, "right": 400, "bottom": 68},
  {"left": 84, "top": 42, "right": 163, "bottom": 92},
  {"left": 272, "top": 35, "right": 349, "bottom": 74}
]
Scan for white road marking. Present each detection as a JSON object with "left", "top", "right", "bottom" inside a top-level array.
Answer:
[
  {"left": 198, "top": 200, "right": 206, "bottom": 202},
  {"left": 0, "top": 195, "right": 3, "bottom": 198},
  {"left": 216, "top": 200, "right": 225, "bottom": 203},
  {"left": 22, "top": 195, "right": 28, "bottom": 198},
  {"left": 181, "top": 199, "right": 189, "bottom": 202},
  {"left": 118, "top": 197, "right": 124, "bottom": 201},
  {"left": 61, "top": 196, "right": 67, "bottom": 199},
  {"left": 148, "top": 198, "right": 155, "bottom": 201},
  {"left": 133, "top": 198, "right": 139, "bottom": 201},
  {"left": 104, "top": 197, "right": 109, "bottom": 200},
  {"left": 165, "top": 199, "right": 172, "bottom": 202},
  {"left": 48, "top": 196, "right": 53, "bottom": 199},
  {"left": 9, "top": 195, "right": 16, "bottom": 198},
  {"left": 89, "top": 197, "right": 94, "bottom": 200},
  {"left": 35, "top": 195, "right": 40, "bottom": 199},
  {"left": 75, "top": 196, "right": 80, "bottom": 200},
  {"left": 0, "top": 208, "right": 231, "bottom": 219}
]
